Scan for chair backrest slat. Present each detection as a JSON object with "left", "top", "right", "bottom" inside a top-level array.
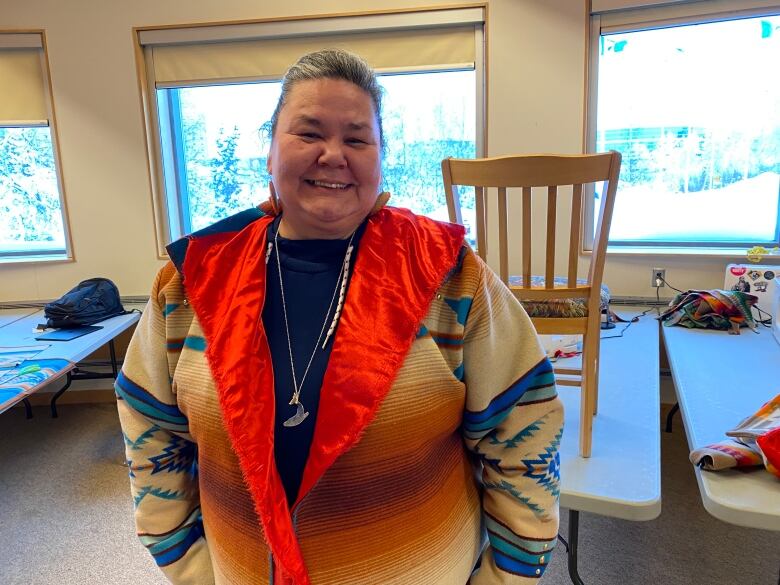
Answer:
[
  {"left": 497, "top": 187, "right": 509, "bottom": 284},
  {"left": 475, "top": 186, "right": 487, "bottom": 259},
  {"left": 568, "top": 183, "right": 583, "bottom": 287},
  {"left": 522, "top": 186, "right": 532, "bottom": 287},
  {"left": 545, "top": 185, "right": 557, "bottom": 286}
]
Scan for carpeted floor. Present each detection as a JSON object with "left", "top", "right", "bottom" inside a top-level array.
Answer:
[{"left": 0, "top": 403, "right": 777, "bottom": 585}]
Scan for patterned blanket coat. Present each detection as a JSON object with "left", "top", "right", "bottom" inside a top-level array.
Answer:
[{"left": 116, "top": 205, "right": 563, "bottom": 585}]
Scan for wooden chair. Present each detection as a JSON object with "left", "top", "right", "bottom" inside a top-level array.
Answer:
[{"left": 441, "top": 151, "right": 621, "bottom": 457}]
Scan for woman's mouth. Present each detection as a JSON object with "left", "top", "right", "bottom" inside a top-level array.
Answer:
[{"left": 305, "top": 179, "right": 351, "bottom": 190}]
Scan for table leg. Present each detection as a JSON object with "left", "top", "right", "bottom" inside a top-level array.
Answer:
[
  {"left": 665, "top": 402, "right": 679, "bottom": 433},
  {"left": 568, "top": 510, "right": 585, "bottom": 585},
  {"left": 109, "top": 339, "right": 118, "bottom": 378},
  {"left": 23, "top": 398, "right": 32, "bottom": 419},
  {"left": 50, "top": 372, "right": 72, "bottom": 418}
]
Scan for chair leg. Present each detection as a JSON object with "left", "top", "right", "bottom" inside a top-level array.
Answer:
[
  {"left": 592, "top": 350, "right": 600, "bottom": 416},
  {"left": 585, "top": 321, "right": 601, "bottom": 417},
  {"left": 579, "top": 325, "right": 600, "bottom": 458},
  {"left": 578, "top": 377, "right": 593, "bottom": 458}
]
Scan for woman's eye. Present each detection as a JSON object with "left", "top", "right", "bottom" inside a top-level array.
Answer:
[
  {"left": 300, "top": 132, "right": 320, "bottom": 140},
  {"left": 346, "top": 137, "right": 366, "bottom": 145}
]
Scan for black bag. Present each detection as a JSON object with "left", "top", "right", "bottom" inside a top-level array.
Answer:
[{"left": 43, "top": 278, "right": 127, "bottom": 329}]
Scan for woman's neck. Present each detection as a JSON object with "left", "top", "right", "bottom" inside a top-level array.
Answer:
[{"left": 277, "top": 217, "right": 360, "bottom": 240}]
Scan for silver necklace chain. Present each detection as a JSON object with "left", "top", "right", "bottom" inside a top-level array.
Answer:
[{"left": 270, "top": 226, "right": 356, "bottom": 427}]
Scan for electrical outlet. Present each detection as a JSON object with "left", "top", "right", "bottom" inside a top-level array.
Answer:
[{"left": 651, "top": 268, "right": 666, "bottom": 288}]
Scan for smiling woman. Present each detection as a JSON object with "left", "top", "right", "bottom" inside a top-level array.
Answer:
[{"left": 116, "top": 49, "right": 563, "bottom": 585}]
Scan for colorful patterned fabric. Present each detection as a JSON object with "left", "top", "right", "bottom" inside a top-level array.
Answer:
[
  {"left": 690, "top": 393, "right": 780, "bottom": 478},
  {"left": 659, "top": 289, "right": 758, "bottom": 334},
  {"left": 508, "top": 275, "right": 610, "bottom": 318},
  {"left": 116, "top": 206, "right": 563, "bottom": 585}
]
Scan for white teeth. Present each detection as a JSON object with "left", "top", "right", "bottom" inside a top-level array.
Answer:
[{"left": 311, "top": 180, "right": 348, "bottom": 189}]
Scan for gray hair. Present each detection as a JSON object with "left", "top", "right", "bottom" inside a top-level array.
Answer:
[{"left": 268, "top": 48, "right": 384, "bottom": 148}]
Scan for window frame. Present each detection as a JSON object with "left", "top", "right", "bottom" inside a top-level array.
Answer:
[
  {"left": 135, "top": 7, "right": 487, "bottom": 256},
  {"left": 584, "top": 2, "right": 780, "bottom": 255},
  {"left": 0, "top": 31, "right": 73, "bottom": 264}
]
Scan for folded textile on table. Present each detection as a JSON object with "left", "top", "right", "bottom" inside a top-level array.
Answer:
[
  {"left": 659, "top": 289, "right": 758, "bottom": 334},
  {"left": 690, "top": 394, "right": 780, "bottom": 479}
]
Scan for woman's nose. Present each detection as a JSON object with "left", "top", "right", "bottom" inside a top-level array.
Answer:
[{"left": 317, "top": 139, "right": 347, "bottom": 167}]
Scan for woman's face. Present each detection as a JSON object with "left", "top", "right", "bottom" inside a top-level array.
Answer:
[{"left": 267, "top": 78, "right": 382, "bottom": 239}]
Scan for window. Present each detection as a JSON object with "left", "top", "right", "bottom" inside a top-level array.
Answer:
[
  {"left": 155, "top": 69, "right": 476, "bottom": 235},
  {"left": 0, "top": 34, "right": 70, "bottom": 261},
  {"left": 138, "top": 8, "right": 484, "bottom": 249},
  {"left": 588, "top": 4, "right": 780, "bottom": 250}
]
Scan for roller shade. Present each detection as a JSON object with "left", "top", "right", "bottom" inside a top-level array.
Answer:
[
  {"left": 0, "top": 42, "right": 47, "bottom": 122},
  {"left": 596, "top": 0, "right": 779, "bottom": 29},
  {"left": 151, "top": 27, "right": 476, "bottom": 86},
  {"left": 591, "top": 0, "right": 690, "bottom": 13},
  {"left": 139, "top": 8, "right": 484, "bottom": 87}
]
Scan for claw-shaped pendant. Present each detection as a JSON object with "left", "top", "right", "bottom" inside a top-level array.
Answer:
[{"left": 283, "top": 402, "right": 309, "bottom": 427}]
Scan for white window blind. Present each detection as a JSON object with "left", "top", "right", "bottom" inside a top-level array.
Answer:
[
  {"left": 0, "top": 34, "right": 46, "bottom": 123},
  {"left": 596, "top": 0, "right": 780, "bottom": 29},
  {"left": 138, "top": 8, "right": 484, "bottom": 87}
]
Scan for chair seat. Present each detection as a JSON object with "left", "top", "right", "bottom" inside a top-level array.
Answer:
[{"left": 508, "top": 275, "right": 611, "bottom": 318}]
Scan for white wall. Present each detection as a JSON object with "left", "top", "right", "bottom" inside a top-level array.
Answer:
[{"left": 0, "top": 0, "right": 748, "bottom": 302}]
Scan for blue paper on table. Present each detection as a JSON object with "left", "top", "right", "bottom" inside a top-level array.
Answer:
[
  {"left": 35, "top": 325, "right": 102, "bottom": 341},
  {"left": 0, "top": 358, "right": 72, "bottom": 412},
  {"left": 0, "top": 344, "right": 49, "bottom": 368}
]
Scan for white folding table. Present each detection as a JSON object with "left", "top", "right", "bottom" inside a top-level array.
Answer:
[
  {"left": 663, "top": 324, "right": 780, "bottom": 532},
  {"left": 0, "top": 309, "right": 140, "bottom": 417},
  {"left": 556, "top": 308, "right": 662, "bottom": 583}
]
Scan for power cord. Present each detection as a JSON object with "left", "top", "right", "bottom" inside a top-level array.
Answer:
[
  {"left": 751, "top": 303, "right": 774, "bottom": 328},
  {"left": 601, "top": 305, "right": 656, "bottom": 340},
  {"left": 601, "top": 274, "right": 680, "bottom": 341},
  {"left": 657, "top": 274, "right": 684, "bottom": 293}
]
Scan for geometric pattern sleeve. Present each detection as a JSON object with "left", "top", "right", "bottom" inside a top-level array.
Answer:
[
  {"left": 460, "top": 252, "right": 563, "bottom": 583},
  {"left": 115, "top": 265, "right": 214, "bottom": 585}
]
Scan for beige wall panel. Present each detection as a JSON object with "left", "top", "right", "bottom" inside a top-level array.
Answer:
[
  {"left": 484, "top": 1, "right": 588, "bottom": 280},
  {"left": 0, "top": 0, "right": 755, "bottom": 302}
]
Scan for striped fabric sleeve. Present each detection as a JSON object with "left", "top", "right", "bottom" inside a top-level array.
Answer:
[
  {"left": 115, "top": 266, "right": 214, "bottom": 585},
  {"left": 461, "top": 253, "right": 563, "bottom": 584}
]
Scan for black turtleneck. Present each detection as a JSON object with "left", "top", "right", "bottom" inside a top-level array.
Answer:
[{"left": 262, "top": 216, "right": 364, "bottom": 506}]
